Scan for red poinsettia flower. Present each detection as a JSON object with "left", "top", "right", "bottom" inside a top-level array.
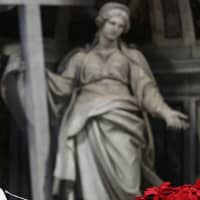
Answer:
[{"left": 135, "top": 179, "right": 200, "bottom": 200}]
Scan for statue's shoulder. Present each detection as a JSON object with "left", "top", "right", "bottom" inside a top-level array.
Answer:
[
  {"left": 126, "top": 43, "right": 144, "bottom": 55},
  {"left": 57, "top": 47, "right": 90, "bottom": 73},
  {"left": 60, "top": 47, "right": 88, "bottom": 64},
  {"left": 66, "top": 47, "right": 89, "bottom": 60},
  {"left": 121, "top": 43, "right": 145, "bottom": 63},
  {"left": 122, "top": 43, "right": 156, "bottom": 81}
]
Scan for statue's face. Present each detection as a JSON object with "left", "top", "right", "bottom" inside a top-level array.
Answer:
[{"left": 100, "top": 16, "right": 125, "bottom": 41}]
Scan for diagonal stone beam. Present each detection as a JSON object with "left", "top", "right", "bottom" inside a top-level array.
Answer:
[{"left": 0, "top": 0, "right": 93, "bottom": 5}]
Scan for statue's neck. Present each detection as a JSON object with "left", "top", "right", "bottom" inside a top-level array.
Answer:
[{"left": 97, "top": 35, "right": 118, "bottom": 50}]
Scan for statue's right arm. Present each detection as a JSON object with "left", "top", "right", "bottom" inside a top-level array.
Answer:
[
  {"left": 47, "top": 51, "right": 85, "bottom": 120},
  {"left": 47, "top": 51, "right": 85, "bottom": 97}
]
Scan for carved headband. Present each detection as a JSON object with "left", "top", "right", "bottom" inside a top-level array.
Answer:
[{"left": 96, "top": 2, "right": 130, "bottom": 33}]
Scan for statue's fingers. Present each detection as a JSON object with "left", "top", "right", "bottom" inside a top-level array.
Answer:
[
  {"left": 177, "top": 121, "right": 183, "bottom": 129},
  {"left": 182, "top": 121, "right": 189, "bottom": 130},
  {"left": 177, "top": 112, "right": 188, "bottom": 120},
  {"left": 167, "top": 119, "right": 180, "bottom": 129},
  {"left": 174, "top": 119, "right": 186, "bottom": 130}
]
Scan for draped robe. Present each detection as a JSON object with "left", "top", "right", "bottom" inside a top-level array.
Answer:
[
  {"left": 1, "top": 45, "right": 172, "bottom": 200},
  {"left": 47, "top": 46, "right": 172, "bottom": 200}
]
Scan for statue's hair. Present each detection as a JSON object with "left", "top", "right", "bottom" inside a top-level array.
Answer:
[{"left": 95, "top": 2, "right": 130, "bottom": 33}]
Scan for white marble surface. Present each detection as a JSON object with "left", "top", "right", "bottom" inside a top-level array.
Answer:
[{"left": 0, "top": 189, "right": 7, "bottom": 200}]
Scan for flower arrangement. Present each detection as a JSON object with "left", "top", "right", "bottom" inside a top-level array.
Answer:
[{"left": 136, "top": 180, "right": 200, "bottom": 200}]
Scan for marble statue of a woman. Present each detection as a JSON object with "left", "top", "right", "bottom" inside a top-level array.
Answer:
[
  {"left": 1, "top": 2, "right": 188, "bottom": 200},
  {"left": 48, "top": 2, "right": 188, "bottom": 200}
]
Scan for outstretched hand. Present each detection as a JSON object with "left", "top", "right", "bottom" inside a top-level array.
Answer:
[{"left": 164, "top": 110, "right": 189, "bottom": 130}]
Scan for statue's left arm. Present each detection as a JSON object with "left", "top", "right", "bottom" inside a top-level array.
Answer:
[{"left": 128, "top": 49, "right": 188, "bottom": 130}]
